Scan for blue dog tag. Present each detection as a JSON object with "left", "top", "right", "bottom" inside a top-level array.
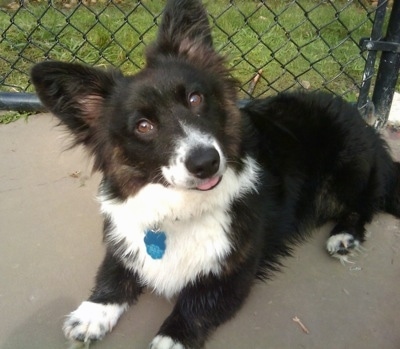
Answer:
[{"left": 144, "top": 229, "right": 166, "bottom": 259}]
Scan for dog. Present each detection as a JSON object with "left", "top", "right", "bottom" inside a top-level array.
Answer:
[{"left": 30, "top": 0, "right": 400, "bottom": 348}]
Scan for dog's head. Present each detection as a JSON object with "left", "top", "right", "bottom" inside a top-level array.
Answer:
[{"left": 31, "top": 0, "right": 242, "bottom": 198}]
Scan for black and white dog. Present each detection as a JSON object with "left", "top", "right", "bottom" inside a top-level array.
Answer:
[{"left": 30, "top": 0, "right": 400, "bottom": 348}]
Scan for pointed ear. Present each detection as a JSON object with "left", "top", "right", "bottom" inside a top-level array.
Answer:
[
  {"left": 146, "top": 0, "right": 213, "bottom": 62},
  {"left": 30, "top": 61, "right": 122, "bottom": 144}
]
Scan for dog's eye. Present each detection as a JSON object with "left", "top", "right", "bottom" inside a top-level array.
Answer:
[
  {"left": 136, "top": 119, "right": 155, "bottom": 134},
  {"left": 188, "top": 92, "right": 203, "bottom": 107}
]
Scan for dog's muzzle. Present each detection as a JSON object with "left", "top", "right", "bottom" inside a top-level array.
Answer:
[
  {"left": 185, "top": 146, "right": 222, "bottom": 191},
  {"left": 161, "top": 131, "right": 226, "bottom": 191},
  {"left": 185, "top": 147, "right": 220, "bottom": 179}
]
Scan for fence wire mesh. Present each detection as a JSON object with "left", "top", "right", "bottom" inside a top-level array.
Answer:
[{"left": 0, "top": 0, "right": 390, "bottom": 101}]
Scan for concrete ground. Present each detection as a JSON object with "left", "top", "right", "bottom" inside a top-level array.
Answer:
[{"left": 1, "top": 113, "right": 400, "bottom": 349}]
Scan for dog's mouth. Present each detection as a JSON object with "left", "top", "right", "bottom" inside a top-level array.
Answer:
[{"left": 195, "top": 176, "right": 222, "bottom": 191}]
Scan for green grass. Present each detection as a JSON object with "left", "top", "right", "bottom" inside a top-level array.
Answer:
[
  {"left": 0, "top": 110, "right": 31, "bottom": 124},
  {"left": 207, "top": 0, "right": 379, "bottom": 99},
  {"left": 0, "top": 0, "right": 392, "bottom": 102}
]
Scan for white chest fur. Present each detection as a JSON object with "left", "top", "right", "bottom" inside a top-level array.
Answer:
[{"left": 99, "top": 157, "right": 260, "bottom": 298}]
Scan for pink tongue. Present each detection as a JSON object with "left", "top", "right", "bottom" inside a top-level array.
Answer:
[{"left": 196, "top": 176, "right": 220, "bottom": 191}]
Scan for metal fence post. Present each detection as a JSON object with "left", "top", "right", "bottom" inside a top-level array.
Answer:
[
  {"left": 0, "top": 92, "right": 44, "bottom": 112},
  {"left": 357, "top": 0, "right": 388, "bottom": 119},
  {"left": 372, "top": 0, "right": 400, "bottom": 128}
]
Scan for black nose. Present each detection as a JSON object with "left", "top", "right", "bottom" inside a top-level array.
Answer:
[{"left": 185, "top": 147, "right": 220, "bottom": 179}]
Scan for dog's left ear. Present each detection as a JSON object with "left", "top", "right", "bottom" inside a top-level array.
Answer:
[{"left": 146, "top": 0, "right": 214, "bottom": 63}]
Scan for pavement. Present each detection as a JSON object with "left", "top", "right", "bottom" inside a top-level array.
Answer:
[{"left": 1, "top": 113, "right": 400, "bottom": 349}]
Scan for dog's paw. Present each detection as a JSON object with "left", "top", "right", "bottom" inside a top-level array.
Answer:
[
  {"left": 150, "top": 335, "right": 185, "bottom": 349},
  {"left": 63, "top": 301, "right": 128, "bottom": 343},
  {"left": 326, "top": 233, "right": 360, "bottom": 264}
]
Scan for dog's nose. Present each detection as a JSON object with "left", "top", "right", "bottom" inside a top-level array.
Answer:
[{"left": 185, "top": 147, "right": 220, "bottom": 179}]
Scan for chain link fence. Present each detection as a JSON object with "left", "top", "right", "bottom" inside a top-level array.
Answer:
[{"left": 0, "top": 0, "right": 397, "bottom": 107}]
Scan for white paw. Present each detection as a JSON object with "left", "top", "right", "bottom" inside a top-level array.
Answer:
[
  {"left": 326, "top": 233, "right": 360, "bottom": 264},
  {"left": 63, "top": 301, "right": 128, "bottom": 343},
  {"left": 150, "top": 335, "right": 185, "bottom": 349}
]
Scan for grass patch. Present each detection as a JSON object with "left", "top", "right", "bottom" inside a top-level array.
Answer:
[
  {"left": 0, "top": 0, "right": 393, "bottom": 102},
  {"left": 0, "top": 110, "right": 31, "bottom": 124}
]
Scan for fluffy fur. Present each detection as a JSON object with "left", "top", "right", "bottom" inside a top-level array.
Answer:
[{"left": 30, "top": 0, "right": 400, "bottom": 348}]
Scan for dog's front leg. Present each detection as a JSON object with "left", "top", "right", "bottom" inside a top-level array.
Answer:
[
  {"left": 150, "top": 269, "right": 254, "bottom": 349},
  {"left": 63, "top": 250, "right": 144, "bottom": 343}
]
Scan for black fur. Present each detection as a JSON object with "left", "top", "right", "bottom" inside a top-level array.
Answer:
[{"left": 30, "top": 0, "right": 400, "bottom": 348}]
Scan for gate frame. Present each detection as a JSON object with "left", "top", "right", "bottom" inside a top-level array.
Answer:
[{"left": 357, "top": 0, "right": 400, "bottom": 128}]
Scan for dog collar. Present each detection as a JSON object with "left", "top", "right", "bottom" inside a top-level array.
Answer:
[{"left": 144, "top": 228, "right": 166, "bottom": 259}]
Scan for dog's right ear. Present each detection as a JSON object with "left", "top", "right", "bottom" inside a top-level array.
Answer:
[
  {"left": 30, "top": 61, "right": 121, "bottom": 145},
  {"left": 146, "top": 0, "right": 213, "bottom": 63}
]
